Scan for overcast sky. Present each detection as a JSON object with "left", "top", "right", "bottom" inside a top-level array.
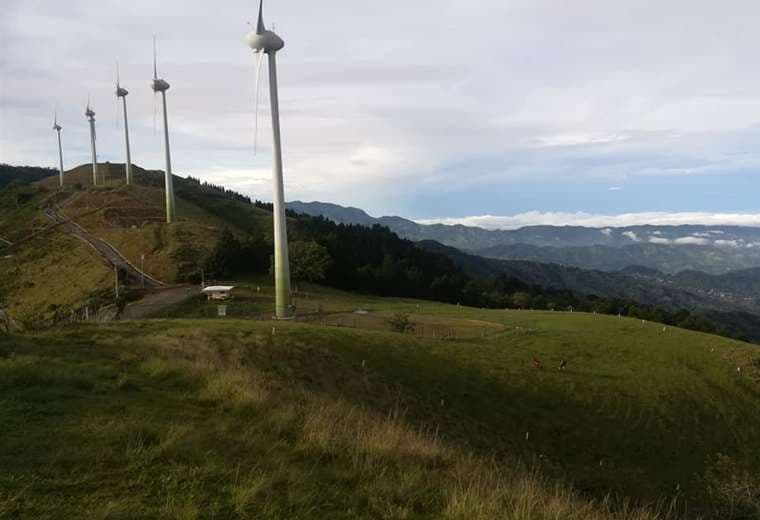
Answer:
[{"left": 2, "top": 0, "right": 760, "bottom": 227}]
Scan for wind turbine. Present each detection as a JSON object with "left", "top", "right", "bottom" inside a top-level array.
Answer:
[
  {"left": 151, "top": 37, "right": 176, "bottom": 224},
  {"left": 116, "top": 63, "right": 133, "bottom": 185},
  {"left": 85, "top": 99, "right": 98, "bottom": 185},
  {"left": 247, "top": 0, "right": 294, "bottom": 320},
  {"left": 52, "top": 113, "right": 64, "bottom": 188}
]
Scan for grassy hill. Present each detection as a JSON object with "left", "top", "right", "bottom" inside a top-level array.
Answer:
[
  {"left": 0, "top": 163, "right": 276, "bottom": 322},
  {"left": 0, "top": 162, "right": 751, "bottom": 341},
  {"left": 1, "top": 280, "right": 759, "bottom": 518}
]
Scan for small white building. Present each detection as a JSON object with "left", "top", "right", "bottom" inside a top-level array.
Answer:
[{"left": 202, "top": 285, "right": 235, "bottom": 301}]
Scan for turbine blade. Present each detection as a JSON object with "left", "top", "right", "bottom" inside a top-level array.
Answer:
[
  {"left": 254, "top": 51, "right": 265, "bottom": 155},
  {"left": 54, "top": 111, "right": 57, "bottom": 127},
  {"left": 116, "top": 61, "right": 120, "bottom": 88},
  {"left": 153, "top": 36, "right": 158, "bottom": 80},
  {"left": 256, "top": 0, "right": 265, "bottom": 34},
  {"left": 153, "top": 94, "right": 157, "bottom": 135}
]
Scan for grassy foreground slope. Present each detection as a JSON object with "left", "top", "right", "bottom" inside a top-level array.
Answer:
[{"left": 1, "top": 287, "right": 759, "bottom": 518}]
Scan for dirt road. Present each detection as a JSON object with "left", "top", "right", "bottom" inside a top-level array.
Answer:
[
  {"left": 43, "top": 206, "right": 166, "bottom": 288},
  {"left": 121, "top": 285, "right": 198, "bottom": 320}
]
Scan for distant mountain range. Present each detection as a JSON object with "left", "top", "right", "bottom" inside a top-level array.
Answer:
[{"left": 288, "top": 201, "right": 760, "bottom": 274}]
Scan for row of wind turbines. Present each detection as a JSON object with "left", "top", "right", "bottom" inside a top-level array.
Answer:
[
  {"left": 52, "top": 38, "right": 175, "bottom": 223},
  {"left": 51, "top": 0, "right": 295, "bottom": 319}
]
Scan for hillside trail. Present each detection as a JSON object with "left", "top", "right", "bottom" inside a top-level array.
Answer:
[
  {"left": 121, "top": 285, "right": 198, "bottom": 320},
  {"left": 41, "top": 191, "right": 167, "bottom": 289}
]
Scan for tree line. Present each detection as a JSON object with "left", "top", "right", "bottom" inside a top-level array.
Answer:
[{"left": 201, "top": 211, "right": 735, "bottom": 339}]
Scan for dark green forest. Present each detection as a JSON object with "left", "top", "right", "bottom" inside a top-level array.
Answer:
[{"left": 203, "top": 209, "right": 729, "bottom": 340}]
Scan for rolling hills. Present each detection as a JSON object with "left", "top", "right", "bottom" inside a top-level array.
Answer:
[
  {"left": 3, "top": 162, "right": 760, "bottom": 341},
  {"left": 288, "top": 201, "right": 760, "bottom": 274}
]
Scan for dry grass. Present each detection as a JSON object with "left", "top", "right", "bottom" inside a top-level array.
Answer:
[
  {"left": 139, "top": 332, "right": 692, "bottom": 520},
  {"left": 5, "top": 316, "right": 756, "bottom": 517}
]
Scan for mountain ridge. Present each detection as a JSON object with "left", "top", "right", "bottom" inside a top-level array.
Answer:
[{"left": 288, "top": 201, "right": 760, "bottom": 274}]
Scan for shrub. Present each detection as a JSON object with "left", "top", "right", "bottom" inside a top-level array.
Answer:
[
  {"left": 702, "top": 454, "right": 760, "bottom": 519},
  {"left": 387, "top": 312, "right": 414, "bottom": 334}
]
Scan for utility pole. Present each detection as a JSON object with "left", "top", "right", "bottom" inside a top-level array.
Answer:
[
  {"left": 114, "top": 265, "right": 119, "bottom": 299},
  {"left": 140, "top": 254, "right": 145, "bottom": 289},
  {"left": 201, "top": 268, "right": 205, "bottom": 289}
]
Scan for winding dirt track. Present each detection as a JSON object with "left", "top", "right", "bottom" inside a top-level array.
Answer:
[{"left": 43, "top": 206, "right": 167, "bottom": 289}]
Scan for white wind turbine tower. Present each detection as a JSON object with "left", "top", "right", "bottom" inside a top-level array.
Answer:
[
  {"left": 52, "top": 113, "right": 64, "bottom": 187},
  {"left": 247, "top": 0, "right": 294, "bottom": 320},
  {"left": 116, "top": 63, "right": 133, "bottom": 185},
  {"left": 85, "top": 99, "right": 98, "bottom": 185},
  {"left": 151, "top": 37, "right": 176, "bottom": 224}
]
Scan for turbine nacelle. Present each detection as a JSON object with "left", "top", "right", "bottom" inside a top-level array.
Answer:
[
  {"left": 246, "top": 0, "right": 284, "bottom": 53},
  {"left": 246, "top": 30, "right": 284, "bottom": 54},
  {"left": 151, "top": 78, "right": 170, "bottom": 92},
  {"left": 53, "top": 123, "right": 62, "bottom": 131},
  {"left": 85, "top": 106, "right": 96, "bottom": 120},
  {"left": 116, "top": 62, "right": 128, "bottom": 97}
]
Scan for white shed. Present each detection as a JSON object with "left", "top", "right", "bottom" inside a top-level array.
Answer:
[{"left": 202, "top": 285, "right": 236, "bottom": 301}]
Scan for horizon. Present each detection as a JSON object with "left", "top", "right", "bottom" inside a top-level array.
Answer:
[
  {"left": 9, "top": 159, "right": 760, "bottom": 230},
  {"left": 3, "top": 1, "right": 760, "bottom": 224}
]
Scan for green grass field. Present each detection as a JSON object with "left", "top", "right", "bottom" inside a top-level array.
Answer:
[{"left": 2, "top": 282, "right": 759, "bottom": 518}]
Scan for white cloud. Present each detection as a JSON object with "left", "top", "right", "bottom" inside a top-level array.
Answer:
[
  {"left": 649, "top": 237, "right": 672, "bottom": 244},
  {"left": 4, "top": 0, "right": 760, "bottom": 217},
  {"left": 600, "top": 228, "right": 613, "bottom": 237},
  {"left": 673, "top": 236, "right": 710, "bottom": 246},
  {"left": 417, "top": 212, "right": 760, "bottom": 230},
  {"left": 623, "top": 231, "right": 639, "bottom": 242},
  {"left": 715, "top": 239, "right": 741, "bottom": 247},
  {"left": 608, "top": 186, "right": 623, "bottom": 191}
]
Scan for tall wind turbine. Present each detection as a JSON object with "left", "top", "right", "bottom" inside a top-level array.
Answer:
[
  {"left": 116, "top": 63, "right": 133, "bottom": 185},
  {"left": 151, "top": 37, "right": 176, "bottom": 224},
  {"left": 247, "top": 0, "right": 293, "bottom": 320},
  {"left": 85, "top": 100, "right": 98, "bottom": 185},
  {"left": 52, "top": 113, "right": 64, "bottom": 188}
]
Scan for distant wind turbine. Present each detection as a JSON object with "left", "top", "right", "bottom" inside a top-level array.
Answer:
[
  {"left": 116, "top": 63, "right": 133, "bottom": 185},
  {"left": 85, "top": 99, "right": 98, "bottom": 185},
  {"left": 151, "top": 37, "right": 176, "bottom": 224},
  {"left": 52, "top": 112, "right": 64, "bottom": 187},
  {"left": 247, "top": 0, "right": 294, "bottom": 320}
]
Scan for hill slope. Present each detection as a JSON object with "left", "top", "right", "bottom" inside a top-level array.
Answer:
[
  {"left": 3, "top": 163, "right": 759, "bottom": 341},
  {"left": 0, "top": 163, "right": 276, "bottom": 322},
  {"left": 419, "top": 241, "right": 760, "bottom": 341},
  {"left": 2, "top": 285, "right": 759, "bottom": 518},
  {"left": 0, "top": 164, "right": 55, "bottom": 188}
]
